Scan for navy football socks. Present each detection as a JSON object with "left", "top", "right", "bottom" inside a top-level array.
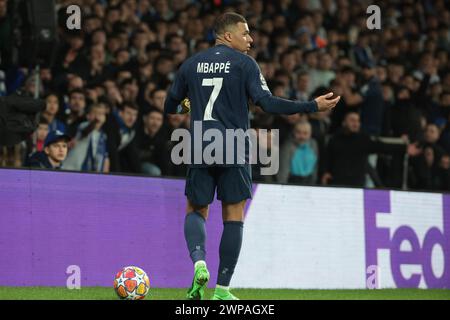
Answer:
[
  {"left": 184, "top": 212, "right": 207, "bottom": 264},
  {"left": 217, "top": 221, "right": 244, "bottom": 286}
]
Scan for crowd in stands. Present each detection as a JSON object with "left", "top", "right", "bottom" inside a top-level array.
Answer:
[{"left": 0, "top": 0, "right": 449, "bottom": 191}]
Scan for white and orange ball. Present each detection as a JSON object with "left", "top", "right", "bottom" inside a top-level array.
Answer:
[{"left": 113, "top": 266, "right": 150, "bottom": 300}]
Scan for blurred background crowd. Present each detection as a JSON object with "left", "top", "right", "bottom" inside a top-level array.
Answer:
[{"left": 0, "top": 0, "right": 449, "bottom": 191}]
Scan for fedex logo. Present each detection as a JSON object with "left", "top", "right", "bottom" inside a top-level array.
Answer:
[{"left": 364, "top": 190, "right": 450, "bottom": 288}]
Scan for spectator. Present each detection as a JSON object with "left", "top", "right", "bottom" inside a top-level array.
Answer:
[
  {"left": 147, "top": 88, "right": 167, "bottom": 112},
  {"left": 42, "top": 94, "right": 66, "bottom": 133},
  {"left": 437, "top": 154, "right": 450, "bottom": 191},
  {"left": 86, "top": 43, "right": 108, "bottom": 85},
  {"left": 153, "top": 54, "right": 175, "bottom": 88},
  {"left": 26, "top": 116, "right": 49, "bottom": 156},
  {"left": 308, "top": 52, "right": 336, "bottom": 94},
  {"left": 322, "top": 112, "right": 421, "bottom": 187},
  {"left": 104, "top": 101, "right": 140, "bottom": 173},
  {"left": 350, "top": 31, "right": 374, "bottom": 69},
  {"left": 66, "top": 74, "right": 84, "bottom": 92},
  {"left": 135, "top": 108, "right": 168, "bottom": 176},
  {"left": 25, "top": 130, "right": 70, "bottom": 169},
  {"left": 62, "top": 88, "right": 88, "bottom": 137},
  {"left": 278, "top": 120, "right": 319, "bottom": 185},
  {"left": 388, "top": 86, "right": 424, "bottom": 142},
  {"left": 409, "top": 145, "right": 444, "bottom": 191},
  {"left": 301, "top": 49, "right": 319, "bottom": 95},
  {"left": 119, "top": 78, "right": 139, "bottom": 104},
  {"left": 344, "top": 61, "right": 385, "bottom": 136},
  {"left": 294, "top": 71, "right": 310, "bottom": 102},
  {"left": 422, "top": 123, "right": 446, "bottom": 163},
  {"left": 54, "top": 32, "right": 86, "bottom": 78},
  {"left": 63, "top": 103, "right": 109, "bottom": 172}
]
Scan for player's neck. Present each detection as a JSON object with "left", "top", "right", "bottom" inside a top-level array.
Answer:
[{"left": 215, "top": 39, "right": 232, "bottom": 48}]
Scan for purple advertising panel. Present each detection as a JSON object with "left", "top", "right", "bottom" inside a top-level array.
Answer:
[
  {"left": 364, "top": 189, "right": 450, "bottom": 288},
  {"left": 2, "top": 168, "right": 448, "bottom": 289},
  {"left": 0, "top": 168, "right": 252, "bottom": 288}
]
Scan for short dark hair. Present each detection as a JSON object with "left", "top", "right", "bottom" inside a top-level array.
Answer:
[
  {"left": 68, "top": 88, "right": 85, "bottom": 98},
  {"left": 144, "top": 107, "right": 163, "bottom": 117},
  {"left": 214, "top": 12, "right": 247, "bottom": 36},
  {"left": 344, "top": 110, "right": 360, "bottom": 119},
  {"left": 119, "top": 101, "right": 138, "bottom": 112}
]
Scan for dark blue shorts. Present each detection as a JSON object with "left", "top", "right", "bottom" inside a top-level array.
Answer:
[{"left": 185, "top": 165, "right": 252, "bottom": 206}]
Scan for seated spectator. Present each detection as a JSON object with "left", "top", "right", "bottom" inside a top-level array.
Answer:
[
  {"left": 62, "top": 103, "right": 109, "bottom": 172},
  {"left": 278, "top": 120, "right": 319, "bottom": 185},
  {"left": 135, "top": 108, "right": 168, "bottom": 176},
  {"left": 24, "top": 130, "right": 70, "bottom": 169}
]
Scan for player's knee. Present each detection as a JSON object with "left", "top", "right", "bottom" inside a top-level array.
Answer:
[
  {"left": 222, "top": 200, "right": 246, "bottom": 222},
  {"left": 187, "top": 201, "right": 209, "bottom": 220}
]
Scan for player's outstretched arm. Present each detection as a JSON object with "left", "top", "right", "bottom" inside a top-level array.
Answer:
[{"left": 257, "top": 92, "right": 340, "bottom": 114}]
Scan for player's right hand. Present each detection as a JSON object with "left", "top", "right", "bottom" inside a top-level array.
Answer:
[{"left": 315, "top": 92, "right": 341, "bottom": 112}]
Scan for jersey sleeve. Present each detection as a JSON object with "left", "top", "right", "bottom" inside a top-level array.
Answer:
[
  {"left": 168, "top": 62, "right": 188, "bottom": 101},
  {"left": 243, "top": 57, "right": 272, "bottom": 104}
]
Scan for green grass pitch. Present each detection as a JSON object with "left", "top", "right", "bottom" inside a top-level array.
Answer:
[{"left": 0, "top": 287, "right": 449, "bottom": 300}]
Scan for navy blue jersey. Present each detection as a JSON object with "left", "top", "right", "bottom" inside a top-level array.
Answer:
[{"left": 169, "top": 44, "right": 272, "bottom": 167}]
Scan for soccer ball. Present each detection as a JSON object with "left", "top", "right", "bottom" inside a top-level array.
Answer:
[{"left": 113, "top": 266, "right": 150, "bottom": 300}]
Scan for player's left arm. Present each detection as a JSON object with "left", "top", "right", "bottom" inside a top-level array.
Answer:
[{"left": 164, "top": 63, "right": 189, "bottom": 114}]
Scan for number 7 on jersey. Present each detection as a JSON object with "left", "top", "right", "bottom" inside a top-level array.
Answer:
[{"left": 202, "top": 77, "right": 223, "bottom": 121}]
